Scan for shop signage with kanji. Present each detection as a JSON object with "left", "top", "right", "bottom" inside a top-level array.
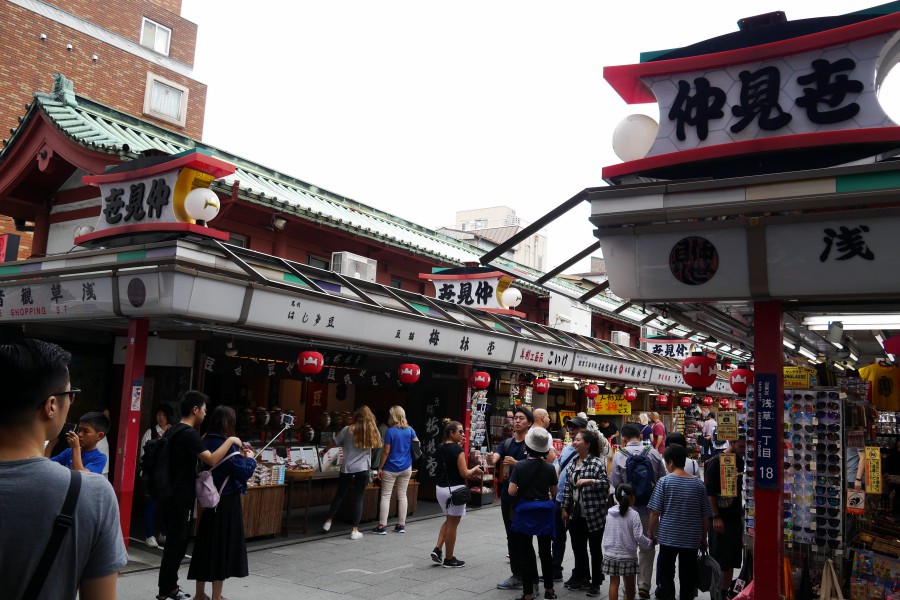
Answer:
[
  {"left": 0, "top": 277, "right": 115, "bottom": 321},
  {"left": 420, "top": 267, "right": 520, "bottom": 313},
  {"left": 510, "top": 341, "right": 574, "bottom": 371},
  {"left": 587, "top": 394, "right": 632, "bottom": 416},
  {"left": 720, "top": 454, "right": 737, "bottom": 498},
  {"left": 642, "top": 339, "right": 691, "bottom": 360},
  {"left": 865, "top": 446, "right": 882, "bottom": 495},
  {"left": 717, "top": 411, "right": 738, "bottom": 441},
  {"left": 572, "top": 352, "right": 650, "bottom": 383},
  {"left": 754, "top": 374, "right": 779, "bottom": 490}
]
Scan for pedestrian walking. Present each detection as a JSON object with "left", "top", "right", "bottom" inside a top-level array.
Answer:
[
  {"left": 321, "top": 405, "right": 383, "bottom": 539},
  {"left": 432, "top": 419, "right": 483, "bottom": 568},
  {"left": 648, "top": 444, "right": 713, "bottom": 600},
  {"left": 705, "top": 434, "right": 746, "bottom": 597},
  {"left": 508, "top": 427, "right": 559, "bottom": 600},
  {"left": 374, "top": 405, "right": 419, "bottom": 535},
  {"left": 140, "top": 404, "right": 174, "bottom": 548},
  {"left": 552, "top": 416, "right": 588, "bottom": 583},
  {"left": 664, "top": 432, "right": 701, "bottom": 477},
  {"left": 638, "top": 413, "right": 653, "bottom": 447},
  {"left": 602, "top": 484, "right": 654, "bottom": 600},
  {"left": 561, "top": 430, "right": 610, "bottom": 597},
  {"left": 493, "top": 406, "right": 532, "bottom": 590},
  {"left": 188, "top": 406, "right": 257, "bottom": 600}
]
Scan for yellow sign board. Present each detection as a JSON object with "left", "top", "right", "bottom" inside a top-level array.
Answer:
[
  {"left": 720, "top": 454, "right": 737, "bottom": 497},
  {"left": 783, "top": 366, "right": 815, "bottom": 389},
  {"left": 866, "top": 446, "right": 882, "bottom": 495},
  {"left": 717, "top": 411, "right": 738, "bottom": 441},
  {"left": 591, "top": 394, "right": 632, "bottom": 415}
]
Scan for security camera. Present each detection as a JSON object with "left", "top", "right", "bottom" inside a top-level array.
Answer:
[
  {"left": 66, "top": 44, "right": 73, "bottom": 51},
  {"left": 40, "top": 33, "right": 47, "bottom": 41},
  {"left": 92, "top": 54, "right": 98, "bottom": 62}
]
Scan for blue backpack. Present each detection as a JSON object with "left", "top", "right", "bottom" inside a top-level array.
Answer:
[{"left": 622, "top": 447, "right": 656, "bottom": 506}]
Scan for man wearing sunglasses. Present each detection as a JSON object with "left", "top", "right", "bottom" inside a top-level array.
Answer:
[
  {"left": 704, "top": 433, "right": 747, "bottom": 598},
  {"left": 0, "top": 338, "right": 127, "bottom": 600}
]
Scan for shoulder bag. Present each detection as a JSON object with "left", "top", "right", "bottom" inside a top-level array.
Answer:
[
  {"left": 439, "top": 445, "right": 470, "bottom": 507},
  {"left": 511, "top": 461, "right": 556, "bottom": 537}
]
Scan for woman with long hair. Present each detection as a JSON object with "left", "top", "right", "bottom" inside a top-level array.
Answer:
[
  {"left": 321, "top": 405, "right": 383, "bottom": 539},
  {"left": 188, "top": 406, "right": 256, "bottom": 600},
  {"left": 432, "top": 419, "right": 483, "bottom": 567},
  {"left": 561, "top": 430, "right": 610, "bottom": 598},
  {"left": 374, "top": 405, "right": 420, "bottom": 534}
]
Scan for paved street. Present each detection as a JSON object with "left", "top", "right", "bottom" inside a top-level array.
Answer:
[{"left": 117, "top": 504, "right": 712, "bottom": 600}]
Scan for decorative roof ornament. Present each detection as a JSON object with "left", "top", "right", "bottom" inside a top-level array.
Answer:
[{"left": 51, "top": 73, "right": 77, "bottom": 107}]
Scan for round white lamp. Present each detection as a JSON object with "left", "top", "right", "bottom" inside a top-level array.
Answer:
[
  {"left": 612, "top": 114, "right": 659, "bottom": 162},
  {"left": 183, "top": 188, "right": 221, "bottom": 226},
  {"left": 501, "top": 287, "right": 522, "bottom": 309}
]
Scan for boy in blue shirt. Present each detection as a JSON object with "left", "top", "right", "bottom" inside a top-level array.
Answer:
[{"left": 47, "top": 411, "right": 109, "bottom": 474}]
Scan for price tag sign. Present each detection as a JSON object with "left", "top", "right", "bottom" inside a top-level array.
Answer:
[
  {"left": 754, "top": 374, "right": 779, "bottom": 490},
  {"left": 865, "top": 446, "right": 882, "bottom": 494},
  {"left": 720, "top": 454, "right": 738, "bottom": 497}
]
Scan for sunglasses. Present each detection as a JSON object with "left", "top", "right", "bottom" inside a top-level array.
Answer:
[
  {"left": 821, "top": 432, "right": 840, "bottom": 441},
  {"left": 816, "top": 516, "right": 841, "bottom": 528},
  {"left": 817, "top": 476, "right": 840, "bottom": 486},
  {"left": 815, "top": 538, "right": 841, "bottom": 549},
  {"left": 816, "top": 453, "right": 840, "bottom": 464},
  {"left": 816, "top": 464, "right": 841, "bottom": 475},
  {"left": 816, "top": 401, "right": 840, "bottom": 411},
  {"left": 816, "top": 486, "right": 839, "bottom": 497},
  {"left": 815, "top": 443, "right": 839, "bottom": 454},
  {"left": 815, "top": 496, "right": 841, "bottom": 507},
  {"left": 816, "top": 392, "right": 840, "bottom": 400},
  {"left": 793, "top": 453, "right": 813, "bottom": 463},
  {"left": 42, "top": 387, "right": 81, "bottom": 406},
  {"left": 819, "top": 507, "right": 840, "bottom": 517},
  {"left": 816, "top": 411, "right": 839, "bottom": 422},
  {"left": 791, "top": 434, "right": 815, "bottom": 443},
  {"left": 791, "top": 423, "right": 816, "bottom": 433}
]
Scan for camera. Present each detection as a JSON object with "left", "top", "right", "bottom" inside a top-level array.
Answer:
[{"left": 281, "top": 413, "right": 295, "bottom": 428}]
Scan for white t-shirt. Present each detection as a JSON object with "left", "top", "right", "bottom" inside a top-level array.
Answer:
[{"left": 96, "top": 435, "right": 109, "bottom": 475}]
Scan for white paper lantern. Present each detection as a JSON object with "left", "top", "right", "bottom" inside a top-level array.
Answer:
[
  {"left": 183, "top": 188, "right": 221, "bottom": 224},
  {"left": 501, "top": 287, "right": 522, "bottom": 308},
  {"left": 612, "top": 114, "right": 659, "bottom": 162}
]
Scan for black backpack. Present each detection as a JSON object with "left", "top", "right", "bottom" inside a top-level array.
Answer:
[
  {"left": 141, "top": 423, "right": 188, "bottom": 500},
  {"left": 621, "top": 446, "right": 656, "bottom": 506}
]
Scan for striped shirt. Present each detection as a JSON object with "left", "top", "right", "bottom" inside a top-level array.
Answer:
[{"left": 647, "top": 473, "right": 712, "bottom": 549}]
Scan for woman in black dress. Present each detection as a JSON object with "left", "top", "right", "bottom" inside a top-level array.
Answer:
[{"left": 188, "top": 406, "right": 256, "bottom": 600}]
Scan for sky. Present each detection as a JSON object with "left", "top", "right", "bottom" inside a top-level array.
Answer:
[{"left": 180, "top": 0, "right": 898, "bottom": 272}]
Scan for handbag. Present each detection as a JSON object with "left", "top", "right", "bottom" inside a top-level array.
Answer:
[
  {"left": 438, "top": 444, "right": 470, "bottom": 507},
  {"left": 411, "top": 439, "right": 423, "bottom": 461},
  {"left": 818, "top": 559, "right": 844, "bottom": 600},
  {"left": 697, "top": 550, "right": 722, "bottom": 597},
  {"left": 195, "top": 451, "right": 241, "bottom": 509}
]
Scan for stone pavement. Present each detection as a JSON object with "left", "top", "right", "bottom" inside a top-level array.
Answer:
[{"left": 117, "top": 504, "right": 712, "bottom": 600}]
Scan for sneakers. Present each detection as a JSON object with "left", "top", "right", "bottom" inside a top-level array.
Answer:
[
  {"left": 145, "top": 536, "right": 159, "bottom": 548},
  {"left": 372, "top": 525, "right": 387, "bottom": 535},
  {"left": 322, "top": 521, "right": 332, "bottom": 532},
  {"left": 350, "top": 531, "right": 363, "bottom": 540},
  {"left": 638, "top": 588, "right": 651, "bottom": 599},
  {"left": 497, "top": 575, "right": 523, "bottom": 590},
  {"left": 157, "top": 589, "right": 191, "bottom": 600},
  {"left": 442, "top": 557, "right": 466, "bottom": 568},
  {"left": 587, "top": 585, "right": 601, "bottom": 597},
  {"left": 394, "top": 524, "right": 406, "bottom": 533},
  {"left": 564, "top": 578, "right": 587, "bottom": 591},
  {"left": 431, "top": 547, "right": 443, "bottom": 564}
]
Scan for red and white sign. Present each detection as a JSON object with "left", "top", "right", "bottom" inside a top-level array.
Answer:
[{"left": 420, "top": 267, "right": 522, "bottom": 315}]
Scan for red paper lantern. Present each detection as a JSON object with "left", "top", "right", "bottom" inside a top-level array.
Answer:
[
  {"left": 472, "top": 371, "right": 491, "bottom": 389},
  {"left": 729, "top": 366, "right": 754, "bottom": 396},
  {"left": 719, "top": 398, "right": 730, "bottom": 409},
  {"left": 534, "top": 378, "right": 551, "bottom": 394},
  {"left": 680, "top": 395, "right": 692, "bottom": 407},
  {"left": 736, "top": 400, "right": 745, "bottom": 410},
  {"left": 702, "top": 396, "right": 714, "bottom": 406},
  {"left": 657, "top": 394, "right": 669, "bottom": 406},
  {"left": 398, "top": 363, "right": 421, "bottom": 384},
  {"left": 584, "top": 384, "right": 600, "bottom": 400},
  {"left": 624, "top": 388, "right": 638, "bottom": 402},
  {"left": 682, "top": 351, "right": 717, "bottom": 391},
  {"left": 298, "top": 350, "right": 324, "bottom": 374}
]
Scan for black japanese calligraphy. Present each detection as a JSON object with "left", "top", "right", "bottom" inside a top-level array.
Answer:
[
  {"left": 669, "top": 77, "right": 726, "bottom": 141},
  {"left": 50, "top": 284, "right": 63, "bottom": 304},
  {"left": 438, "top": 283, "right": 456, "bottom": 302},
  {"left": 103, "top": 188, "right": 125, "bottom": 224},
  {"left": 21, "top": 287, "right": 33, "bottom": 305},
  {"left": 796, "top": 58, "right": 862, "bottom": 125},
  {"left": 124, "top": 183, "right": 146, "bottom": 221},
  {"left": 456, "top": 282, "right": 474, "bottom": 305},
  {"left": 145, "top": 178, "right": 171, "bottom": 219},
  {"left": 730, "top": 66, "right": 792, "bottom": 133},
  {"left": 474, "top": 281, "right": 493, "bottom": 305},
  {"left": 429, "top": 329, "right": 440, "bottom": 346},
  {"left": 82, "top": 282, "right": 96, "bottom": 301},
  {"left": 820, "top": 225, "right": 874, "bottom": 262}
]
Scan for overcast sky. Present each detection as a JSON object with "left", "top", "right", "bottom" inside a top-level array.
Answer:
[{"left": 180, "top": 0, "right": 898, "bottom": 272}]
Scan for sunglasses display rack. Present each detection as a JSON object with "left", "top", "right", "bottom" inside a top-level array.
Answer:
[{"left": 876, "top": 411, "right": 900, "bottom": 449}]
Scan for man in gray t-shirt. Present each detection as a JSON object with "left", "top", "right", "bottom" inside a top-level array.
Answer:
[{"left": 0, "top": 339, "right": 127, "bottom": 600}]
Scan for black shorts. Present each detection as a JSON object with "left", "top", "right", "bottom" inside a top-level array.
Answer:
[{"left": 710, "top": 517, "right": 743, "bottom": 571}]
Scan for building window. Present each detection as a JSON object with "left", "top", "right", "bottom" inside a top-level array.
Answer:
[
  {"left": 143, "top": 73, "right": 188, "bottom": 127},
  {"left": 228, "top": 233, "right": 248, "bottom": 248},
  {"left": 308, "top": 255, "right": 330, "bottom": 270},
  {"left": 140, "top": 18, "right": 171, "bottom": 56},
  {"left": 390, "top": 277, "right": 402, "bottom": 289}
]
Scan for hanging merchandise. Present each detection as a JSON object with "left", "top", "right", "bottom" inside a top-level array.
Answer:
[
  {"left": 397, "top": 363, "right": 421, "bottom": 384},
  {"left": 682, "top": 350, "right": 717, "bottom": 391},
  {"left": 473, "top": 371, "right": 491, "bottom": 390},
  {"left": 298, "top": 350, "right": 324, "bottom": 374}
]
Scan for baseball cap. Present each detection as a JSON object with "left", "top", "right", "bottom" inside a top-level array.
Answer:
[{"left": 567, "top": 416, "right": 588, "bottom": 429}]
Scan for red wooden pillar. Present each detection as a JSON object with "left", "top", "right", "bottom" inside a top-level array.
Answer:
[
  {"left": 752, "top": 301, "right": 783, "bottom": 599},
  {"left": 113, "top": 318, "right": 149, "bottom": 549}
]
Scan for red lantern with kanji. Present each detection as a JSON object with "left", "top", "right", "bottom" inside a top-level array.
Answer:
[
  {"left": 624, "top": 388, "right": 638, "bottom": 402},
  {"left": 298, "top": 350, "right": 324, "bottom": 374},
  {"left": 680, "top": 395, "right": 692, "bottom": 407},
  {"left": 736, "top": 400, "right": 745, "bottom": 410},
  {"left": 657, "top": 394, "right": 669, "bottom": 406},
  {"left": 398, "top": 363, "right": 421, "bottom": 384},
  {"left": 534, "top": 378, "right": 551, "bottom": 394},
  {"left": 729, "top": 366, "right": 754, "bottom": 396},
  {"left": 682, "top": 351, "right": 717, "bottom": 391},
  {"left": 473, "top": 371, "right": 491, "bottom": 389},
  {"left": 719, "top": 398, "right": 730, "bottom": 409},
  {"left": 584, "top": 384, "right": 600, "bottom": 400},
  {"left": 702, "top": 396, "right": 714, "bottom": 406}
]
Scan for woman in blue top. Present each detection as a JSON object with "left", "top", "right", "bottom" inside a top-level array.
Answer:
[
  {"left": 373, "top": 405, "right": 419, "bottom": 535},
  {"left": 188, "top": 406, "right": 256, "bottom": 600}
]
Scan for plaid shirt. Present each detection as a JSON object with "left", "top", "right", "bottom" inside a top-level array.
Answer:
[{"left": 562, "top": 454, "right": 610, "bottom": 532}]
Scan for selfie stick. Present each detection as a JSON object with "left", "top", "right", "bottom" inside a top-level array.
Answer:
[{"left": 253, "top": 416, "right": 295, "bottom": 460}]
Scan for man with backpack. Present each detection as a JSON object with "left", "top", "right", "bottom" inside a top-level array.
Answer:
[
  {"left": 147, "top": 391, "right": 243, "bottom": 600},
  {"left": 610, "top": 423, "right": 667, "bottom": 599}
]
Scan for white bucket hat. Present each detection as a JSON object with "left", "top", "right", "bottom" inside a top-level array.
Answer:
[{"left": 525, "top": 427, "right": 553, "bottom": 454}]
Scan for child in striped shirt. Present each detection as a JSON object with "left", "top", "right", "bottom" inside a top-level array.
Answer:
[{"left": 602, "top": 483, "right": 654, "bottom": 600}]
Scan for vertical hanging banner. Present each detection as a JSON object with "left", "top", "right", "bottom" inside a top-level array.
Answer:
[
  {"left": 754, "top": 374, "right": 779, "bottom": 490},
  {"left": 865, "top": 446, "right": 882, "bottom": 494},
  {"left": 720, "top": 454, "right": 738, "bottom": 497}
]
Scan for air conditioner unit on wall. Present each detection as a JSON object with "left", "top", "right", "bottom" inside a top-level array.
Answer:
[
  {"left": 331, "top": 251, "right": 377, "bottom": 283},
  {"left": 610, "top": 331, "right": 631, "bottom": 347}
]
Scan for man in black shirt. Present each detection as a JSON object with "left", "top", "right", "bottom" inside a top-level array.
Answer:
[
  {"left": 704, "top": 435, "right": 746, "bottom": 598},
  {"left": 157, "top": 391, "right": 242, "bottom": 600},
  {"left": 598, "top": 418, "right": 619, "bottom": 445}
]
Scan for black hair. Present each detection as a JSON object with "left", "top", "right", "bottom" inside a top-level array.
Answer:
[
  {"left": 666, "top": 431, "right": 687, "bottom": 448},
  {"left": 156, "top": 404, "right": 175, "bottom": 424},
  {"left": 179, "top": 390, "right": 209, "bottom": 418},
  {"left": 663, "top": 443, "right": 688, "bottom": 469},
  {"left": 207, "top": 405, "right": 236, "bottom": 437},
  {"left": 442, "top": 418, "right": 463, "bottom": 442},
  {"left": 514, "top": 406, "right": 534, "bottom": 424},
  {"left": 78, "top": 411, "right": 110, "bottom": 434},
  {"left": 0, "top": 339, "right": 71, "bottom": 428},
  {"left": 579, "top": 430, "right": 601, "bottom": 458},
  {"left": 621, "top": 423, "right": 642, "bottom": 440},
  {"left": 615, "top": 483, "right": 635, "bottom": 516}
]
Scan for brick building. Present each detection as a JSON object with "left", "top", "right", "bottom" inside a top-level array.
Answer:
[{"left": 0, "top": 0, "right": 205, "bottom": 257}]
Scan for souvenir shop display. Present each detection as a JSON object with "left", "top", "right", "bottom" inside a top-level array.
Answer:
[{"left": 470, "top": 390, "right": 489, "bottom": 451}]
